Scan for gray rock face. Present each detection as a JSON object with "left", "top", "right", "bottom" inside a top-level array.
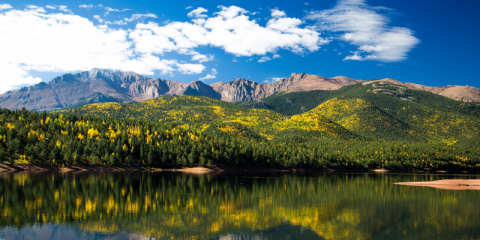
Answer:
[{"left": 0, "top": 69, "right": 366, "bottom": 111}]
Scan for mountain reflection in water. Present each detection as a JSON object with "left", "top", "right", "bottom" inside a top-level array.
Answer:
[{"left": 0, "top": 172, "right": 479, "bottom": 240}]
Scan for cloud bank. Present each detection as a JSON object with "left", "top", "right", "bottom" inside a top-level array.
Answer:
[{"left": 0, "top": 4, "right": 328, "bottom": 93}]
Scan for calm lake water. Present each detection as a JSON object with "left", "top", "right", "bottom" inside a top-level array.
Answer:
[{"left": 0, "top": 172, "right": 479, "bottom": 240}]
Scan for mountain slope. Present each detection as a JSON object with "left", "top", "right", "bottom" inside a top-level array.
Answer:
[
  {"left": 0, "top": 69, "right": 366, "bottom": 111},
  {"left": 67, "top": 92, "right": 120, "bottom": 109},
  {"left": 366, "top": 79, "right": 480, "bottom": 102},
  {"left": 1, "top": 68, "right": 479, "bottom": 112}
]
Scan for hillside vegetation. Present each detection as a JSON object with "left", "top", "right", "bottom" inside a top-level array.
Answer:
[
  {"left": 56, "top": 96, "right": 358, "bottom": 142},
  {"left": 0, "top": 105, "right": 479, "bottom": 169},
  {"left": 239, "top": 81, "right": 480, "bottom": 145}
]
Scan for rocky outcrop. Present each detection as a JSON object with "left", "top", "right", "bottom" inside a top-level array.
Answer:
[
  {"left": 0, "top": 68, "right": 478, "bottom": 111},
  {"left": 210, "top": 73, "right": 360, "bottom": 102},
  {"left": 364, "top": 79, "right": 480, "bottom": 102}
]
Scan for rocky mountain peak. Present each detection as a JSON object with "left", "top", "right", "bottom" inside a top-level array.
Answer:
[{"left": 1, "top": 68, "right": 477, "bottom": 112}]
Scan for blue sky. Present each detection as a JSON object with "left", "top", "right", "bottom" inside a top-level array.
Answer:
[{"left": 0, "top": 0, "right": 479, "bottom": 93}]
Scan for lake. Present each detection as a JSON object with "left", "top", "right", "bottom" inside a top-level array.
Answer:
[{"left": 0, "top": 172, "right": 479, "bottom": 240}]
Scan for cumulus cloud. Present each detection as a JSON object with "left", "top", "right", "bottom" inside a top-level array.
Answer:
[
  {"left": 199, "top": 68, "right": 217, "bottom": 80},
  {"left": 306, "top": 0, "right": 419, "bottom": 62},
  {"left": 0, "top": 3, "right": 12, "bottom": 10},
  {"left": 0, "top": 6, "right": 205, "bottom": 93},
  {"left": 273, "top": 54, "right": 281, "bottom": 59},
  {"left": 271, "top": 9, "right": 286, "bottom": 18},
  {"left": 131, "top": 5, "right": 327, "bottom": 57},
  {"left": 258, "top": 56, "right": 271, "bottom": 63},
  {"left": 187, "top": 7, "right": 208, "bottom": 18},
  {"left": 45, "top": 5, "right": 55, "bottom": 10}
]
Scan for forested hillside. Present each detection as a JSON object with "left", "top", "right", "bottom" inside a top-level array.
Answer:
[
  {"left": 239, "top": 81, "right": 480, "bottom": 146},
  {"left": 0, "top": 107, "right": 479, "bottom": 169},
  {"left": 56, "top": 96, "right": 359, "bottom": 142}
]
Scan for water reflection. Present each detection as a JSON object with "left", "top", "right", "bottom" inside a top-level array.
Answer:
[{"left": 0, "top": 172, "right": 479, "bottom": 240}]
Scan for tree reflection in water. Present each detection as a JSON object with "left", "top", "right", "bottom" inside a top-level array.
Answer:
[{"left": 0, "top": 172, "right": 479, "bottom": 240}]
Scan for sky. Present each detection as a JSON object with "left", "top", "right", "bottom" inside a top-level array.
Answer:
[{"left": 0, "top": 0, "right": 479, "bottom": 94}]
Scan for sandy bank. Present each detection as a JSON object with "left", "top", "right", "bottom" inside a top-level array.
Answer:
[
  {"left": 1, "top": 163, "right": 479, "bottom": 174},
  {"left": 394, "top": 179, "right": 480, "bottom": 190}
]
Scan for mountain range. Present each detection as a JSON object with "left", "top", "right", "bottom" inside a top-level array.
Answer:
[{"left": 0, "top": 68, "right": 479, "bottom": 111}]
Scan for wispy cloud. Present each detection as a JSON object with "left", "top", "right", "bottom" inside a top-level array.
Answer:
[
  {"left": 105, "top": 7, "right": 119, "bottom": 12},
  {"left": 124, "top": 13, "right": 157, "bottom": 22},
  {"left": 306, "top": 0, "right": 419, "bottom": 62},
  {"left": 79, "top": 4, "right": 93, "bottom": 9},
  {"left": 258, "top": 56, "right": 271, "bottom": 63},
  {"left": 57, "top": 5, "right": 73, "bottom": 14}
]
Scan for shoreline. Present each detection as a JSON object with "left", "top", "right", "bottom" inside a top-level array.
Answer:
[
  {"left": 0, "top": 164, "right": 478, "bottom": 174},
  {"left": 395, "top": 179, "right": 480, "bottom": 190}
]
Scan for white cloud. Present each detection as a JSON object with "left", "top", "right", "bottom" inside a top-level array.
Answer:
[
  {"left": 45, "top": 5, "right": 56, "bottom": 10},
  {"left": 0, "top": 3, "right": 12, "bottom": 10},
  {"left": 273, "top": 54, "right": 281, "bottom": 59},
  {"left": 57, "top": 5, "right": 73, "bottom": 14},
  {"left": 187, "top": 7, "right": 208, "bottom": 18},
  {"left": 111, "top": 20, "right": 127, "bottom": 25},
  {"left": 343, "top": 51, "right": 363, "bottom": 61},
  {"left": 94, "top": 15, "right": 128, "bottom": 25},
  {"left": 105, "top": 7, "right": 119, "bottom": 12},
  {"left": 0, "top": 5, "right": 205, "bottom": 93},
  {"left": 191, "top": 54, "right": 214, "bottom": 63},
  {"left": 258, "top": 56, "right": 271, "bottom": 63},
  {"left": 79, "top": 4, "right": 93, "bottom": 9},
  {"left": 199, "top": 68, "right": 217, "bottom": 80},
  {"left": 271, "top": 9, "right": 286, "bottom": 18},
  {"left": 124, "top": 13, "right": 157, "bottom": 22},
  {"left": 25, "top": 5, "right": 45, "bottom": 13},
  {"left": 186, "top": 6, "right": 193, "bottom": 10},
  {"left": 306, "top": 0, "right": 419, "bottom": 62},
  {"left": 93, "top": 15, "right": 104, "bottom": 23},
  {"left": 131, "top": 5, "right": 327, "bottom": 57}
]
